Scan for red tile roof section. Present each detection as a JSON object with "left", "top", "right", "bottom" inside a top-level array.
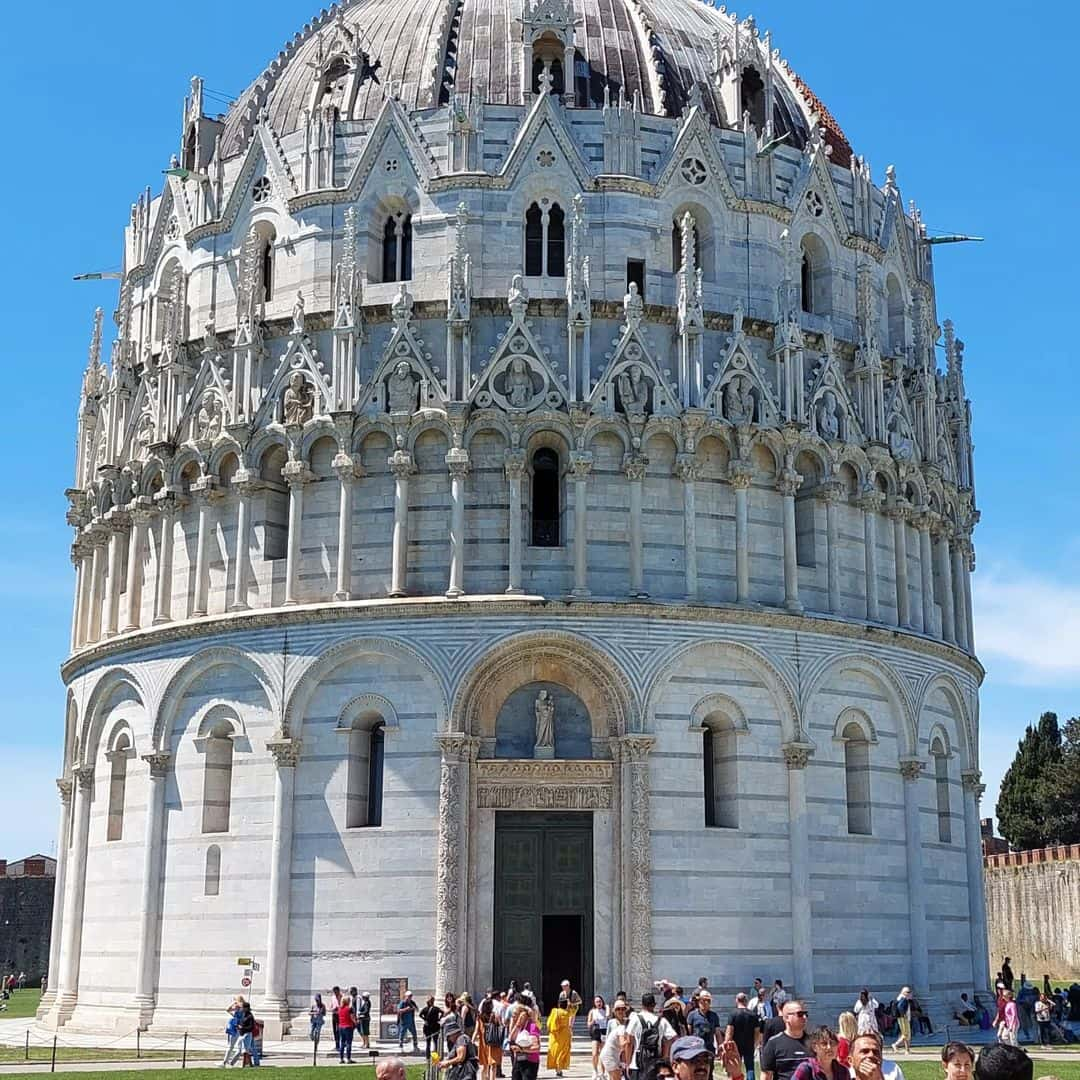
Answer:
[{"left": 789, "top": 70, "right": 853, "bottom": 169}]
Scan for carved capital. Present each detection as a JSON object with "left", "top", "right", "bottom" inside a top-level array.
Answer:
[
  {"left": 436, "top": 732, "right": 479, "bottom": 764},
  {"left": 569, "top": 451, "right": 593, "bottom": 481},
  {"left": 73, "top": 764, "right": 95, "bottom": 789},
  {"left": 266, "top": 736, "right": 303, "bottom": 768},
  {"left": 674, "top": 454, "right": 698, "bottom": 483},
  {"left": 190, "top": 476, "right": 219, "bottom": 501},
  {"left": 56, "top": 777, "right": 73, "bottom": 804},
  {"left": 142, "top": 751, "right": 173, "bottom": 778},
  {"left": 332, "top": 453, "right": 363, "bottom": 482},
  {"left": 617, "top": 734, "right": 656, "bottom": 763},
  {"left": 389, "top": 450, "right": 414, "bottom": 479},
  {"left": 234, "top": 471, "right": 263, "bottom": 500},
  {"left": 857, "top": 488, "right": 884, "bottom": 513},
  {"left": 728, "top": 462, "right": 753, "bottom": 490},
  {"left": 819, "top": 480, "right": 846, "bottom": 504},
  {"left": 504, "top": 450, "right": 526, "bottom": 480},
  {"left": 885, "top": 498, "right": 910, "bottom": 522},
  {"left": 776, "top": 468, "right": 802, "bottom": 498},
  {"left": 282, "top": 460, "right": 313, "bottom": 487},
  {"left": 623, "top": 454, "right": 647, "bottom": 482},
  {"left": 446, "top": 447, "right": 470, "bottom": 478},
  {"left": 899, "top": 757, "right": 925, "bottom": 782},
  {"left": 782, "top": 742, "right": 815, "bottom": 770},
  {"left": 961, "top": 769, "right": 986, "bottom": 798}
]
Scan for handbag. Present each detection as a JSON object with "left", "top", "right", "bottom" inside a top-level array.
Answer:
[{"left": 485, "top": 1020, "right": 505, "bottom": 1046}]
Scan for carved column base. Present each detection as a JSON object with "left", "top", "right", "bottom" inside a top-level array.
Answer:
[
  {"left": 228, "top": 601, "right": 250, "bottom": 612},
  {"left": 133, "top": 993, "right": 157, "bottom": 1031},
  {"left": 333, "top": 590, "right": 352, "bottom": 602},
  {"left": 784, "top": 599, "right": 804, "bottom": 614},
  {"left": 152, "top": 615, "right": 170, "bottom": 626},
  {"left": 36, "top": 991, "right": 56, "bottom": 1018},
  {"left": 121, "top": 623, "right": 139, "bottom": 634},
  {"left": 505, "top": 586, "right": 525, "bottom": 596},
  {"left": 45, "top": 991, "right": 79, "bottom": 1028},
  {"left": 569, "top": 588, "right": 591, "bottom": 599},
  {"left": 259, "top": 997, "right": 292, "bottom": 1040},
  {"left": 445, "top": 587, "right": 464, "bottom": 599},
  {"left": 389, "top": 589, "right": 407, "bottom": 599}
]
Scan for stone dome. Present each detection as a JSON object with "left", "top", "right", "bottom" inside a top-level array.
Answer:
[{"left": 219, "top": 0, "right": 851, "bottom": 163}]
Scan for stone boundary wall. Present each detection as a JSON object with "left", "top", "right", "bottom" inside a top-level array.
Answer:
[
  {"left": 0, "top": 877, "right": 54, "bottom": 984},
  {"left": 984, "top": 846, "right": 1080, "bottom": 979}
]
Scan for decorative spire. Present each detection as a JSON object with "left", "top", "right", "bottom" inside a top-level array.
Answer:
[
  {"left": 448, "top": 202, "right": 471, "bottom": 322},
  {"left": 677, "top": 211, "right": 703, "bottom": 334},
  {"left": 238, "top": 225, "right": 263, "bottom": 327},
  {"left": 566, "top": 194, "right": 590, "bottom": 320},
  {"left": 334, "top": 205, "right": 362, "bottom": 327}
]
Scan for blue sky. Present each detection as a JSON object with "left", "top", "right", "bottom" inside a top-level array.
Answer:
[{"left": 0, "top": 1, "right": 1076, "bottom": 857}]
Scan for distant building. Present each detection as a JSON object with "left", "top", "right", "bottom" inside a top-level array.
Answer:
[
  {"left": 981, "top": 818, "right": 1009, "bottom": 857},
  {"left": 0, "top": 853, "right": 56, "bottom": 986}
]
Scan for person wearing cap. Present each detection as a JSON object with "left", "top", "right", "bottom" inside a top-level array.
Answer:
[
  {"left": 600, "top": 1000, "right": 635, "bottom": 1080},
  {"left": 670, "top": 1035, "right": 745, "bottom": 1080},
  {"left": 438, "top": 1022, "right": 480, "bottom": 1080},
  {"left": 890, "top": 989, "right": 912, "bottom": 1055},
  {"left": 760, "top": 1000, "right": 812, "bottom": 1080},
  {"left": 398, "top": 989, "right": 420, "bottom": 1052}
]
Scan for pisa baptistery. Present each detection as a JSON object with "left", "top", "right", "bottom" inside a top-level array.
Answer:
[{"left": 45, "top": 0, "right": 989, "bottom": 1036}]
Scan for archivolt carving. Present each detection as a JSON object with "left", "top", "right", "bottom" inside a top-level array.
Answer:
[
  {"left": 337, "top": 692, "right": 400, "bottom": 731},
  {"left": 690, "top": 692, "right": 749, "bottom": 732}
]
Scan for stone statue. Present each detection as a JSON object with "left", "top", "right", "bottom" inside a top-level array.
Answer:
[
  {"left": 617, "top": 363, "right": 650, "bottom": 416},
  {"left": 723, "top": 374, "right": 755, "bottom": 424},
  {"left": 888, "top": 411, "right": 915, "bottom": 461},
  {"left": 135, "top": 412, "right": 155, "bottom": 457},
  {"left": 196, "top": 390, "right": 223, "bottom": 442},
  {"left": 534, "top": 690, "right": 555, "bottom": 748},
  {"left": 508, "top": 274, "right": 529, "bottom": 321},
  {"left": 391, "top": 281, "right": 414, "bottom": 323},
  {"left": 388, "top": 360, "right": 419, "bottom": 414},
  {"left": 291, "top": 291, "right": 306, "bottom": 333},
  {"left": 817, "top": 389, "right": 840, "bottom": 440},
  {"left": 505, "top": 357, "right": 534, "bottom": 408},
  {"left": 623, "top": 280, "right": 644, "bottom": 322},
  {"left": 283, "top": 371, "right": 315, "bottom": 426}
]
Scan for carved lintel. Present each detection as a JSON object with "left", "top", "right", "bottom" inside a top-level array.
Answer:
[{"left": 477, "top": 784, "right": 611, "bottom": 810}]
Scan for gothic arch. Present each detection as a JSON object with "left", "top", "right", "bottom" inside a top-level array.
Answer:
[
  {"left": 451, "top": 630, "right": 637, "bottom": 739},
  {"left": 644, "top": 640, "right": 801, "bottom": 743},
  {"left": 520, "top": 416, "right": 576, "bottom": 455},
  {"left": 152, "top": 646, "right": 276, "bottom": 750},
  {"left": 79, "top": 668, "right": 146, "bottom": 768},
  {"left": 244, "top": 427, "right": 289, "bottom": 471},
  {"left": 582, "top": 418, "right": 631, "bottom": 455},
  {"left": 284, "top": 636, "right": 447, "bottom": 738},
  {"left": 916, "top": 672, "right": 975, "bottom": 772},
  {"left": 337, "top": 692, "right": 400, "bottom": 731},
  {"left": 801, "top": 653, "right": 916, "bottom": 758}
]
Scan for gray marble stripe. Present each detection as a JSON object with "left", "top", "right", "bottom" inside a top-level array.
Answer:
[
  {"left": 653, "top": 910, "right": 791, "bottom": 919},
  {"left": 653, "top": 948, "right": 791, "bottom": 957},
  {"left": 651, "top": 829, "right": 790, "bottom": 841},
  {"left": 289, "top": 910, "right": 435, "bottom": 920},
  {"left": 807, "top": 834, "right": 906, "bottom": 847},
  {"left": 653, "top": 869, "right": 790, "bottom": 880}
]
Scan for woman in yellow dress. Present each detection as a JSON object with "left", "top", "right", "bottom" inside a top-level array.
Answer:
[{"left": 546, "top": 998, "right": 577, "bottom": 1077}]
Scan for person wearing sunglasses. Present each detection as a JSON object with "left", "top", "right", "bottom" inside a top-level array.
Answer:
[{"left": 760, "top": 1001, "right": 813, "bottom": 1080}]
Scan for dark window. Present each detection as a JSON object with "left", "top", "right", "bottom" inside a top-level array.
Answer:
[
  {"left": 531, "top": 448, "right": 560, "bottom": 546},
  {"left": 547, "top": 203, "right": 566, "bottom": 277},
  {"left": 741, "top": 66, "right": 766, "bottom": 132},
  {"left": 401, "top": 215, "right": 413, "bottom": 280},
  {"left": 183, "top": 125, "right": 197, "bottom": 171},
  {"left": 703, "top": 727, "right": 716, "bottom": 828},
  {"left": 367, "top": 723, "right": 385, "bottom": 827},
  {"left": 532, "top": 56, "right": 565, "bottom": 95},
  {"left": 627, "top": 259, "right": 646, "bottom": 299},
  {"left": 525, "top": 204, "right": 544, "bottom": 276},
  {"left": 382, "top": 217, "right": 398, "bottom": 283},
  {"left": 261, "top": 240, "right": 274, "bottom": 302},
  {"left": 382, "top": 214, "right": 413, "bottom": 283},
  {"left": 801, "top": 252, "right": 813, "bottom": 314}
]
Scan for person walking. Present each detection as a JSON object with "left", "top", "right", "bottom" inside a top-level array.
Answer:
[
  {"left": 685, "top": 992, "right": 722, "bottom": 1057},
  {"left": 338, "top": 994, "right": 357, "bottom": 1064},
  {"left": 725, "top": 993, "right": 760, "bottom": 1080},
  {"left": 222, "top": 996, "right": 247, "bottom": 1068},
  {"left": 509, "top": 1003, "right": 542, "bottom": 1080},
  {"left": 854, "top": 991, "right": 880, "bottom": 1036},
  {"left": 599, "top": 1001, "right": 634, "bottom": 1080},
  {"left": 629, "top": 991, "right": 677, "bottom": 1080},
  {"left": 588, "top": 996, "right": 610, "bottom": 1080},
  {"left": 330, "top": 986, "right": 344, "bottom": 1058},
  {"left": 760, "top": 1000, "right": 813, "bottom": 1080},
  {"left": 478, "top": 995, "right": 505, "bottom": 1080},
  {"left": 422, "top": 996, "right": 445, "bottom": 1058},
  {"left": 890, "top": 989, "right": 912, "bottom": 1054},
  {"left": 996, "top": 991, "right": 1019, "bottom": 1047},
  {"left": 311, "top": 994, "right": 327, "bottom": 1047},
  {"left": 399, "top": 990, "right": 420, "bottom": 1052},
  {"left": 1000, "top": 960, "right": 1014, "bottom": 993},
  {"left": 358, "top": 992, "right": 372, "bottom": 1049},
  {"left": 1034, "top": 994, "right": 1051, "bottom": 1046},
  {"left": 547, "top": 996, "right": 576, "bottom": 1077},
  {"left": 791, "top": 1027, "right": 848, "bottom": 1080}
]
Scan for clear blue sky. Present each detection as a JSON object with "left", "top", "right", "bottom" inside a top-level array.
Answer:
[{"left": 0, "top": 1, "right": 1076, "bottom": 857}]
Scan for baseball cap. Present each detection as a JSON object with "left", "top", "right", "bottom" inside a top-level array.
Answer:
[{"left": 671, "top": 1036, "right": 711, "bottom": 1061}]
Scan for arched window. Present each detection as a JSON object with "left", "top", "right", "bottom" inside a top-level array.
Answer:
[
  {"left": 842, "top": 720, "right": 872, "bottom": 835},
  {"left": 530, "top": 448, "right": 560, "bottom": 546},
  {"left": 382, "top": 213, "right": 413, "bottom": 283},
  {"left": 261, "top": 236, "right": 275, "bottom": 302},
  {"left": 201, "top": 721, "right": 235, "bottom": 834},
  {"left": 204, "top": 845, "right": 221, "bottom": 896},
  {"left": 703, "top": 716, "right": 738, "bottom": 829},
  {"left": 801, "top": 252, "right": 813, "bottom": 313},
  {"left": 258, "top": 446, "right": 288, "bottom": 560},
  {"left": 741, "top": 67, "right": 766, "bottom": 131},
  {"left": 524, "top": 202, "right": 566, "bottom": 278},
  {"left": 932, "top": 737, "right": 951, "bottom": 843},
  {"left": 800, "top": 235, "right": 831, "bottom": 316},
  {"left": 106, "top": 732, "right": 132, "bottom": 842},
  {"left": 345, "top": 718, "right": 386, "bottom": 828},
  {"left": 793, "top": 452, "right": 821, "bottom": 568},
  {"left": 886, "top": 274, "right": 906, "bottom": 357},
  {"left": 532, "top": 55, "right": 565, "bottom": 95}
]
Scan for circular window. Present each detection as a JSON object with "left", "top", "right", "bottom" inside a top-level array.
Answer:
[
  {"left": 805, "top": 190, "right": 825, "bottom": 218},
  {"left": 252, "top": 176, "right": 272, "bottom": 204},
  {"left": 165, "top": 216, "right": 180, "bottom": 240},
  {"left": 680, "top": 157, "right": 707, "bottom": 186},
  {"left": 384, "top": 158, "right": 400, "bottom": 174},
  {"left": 537, "top": 149, "right": 556, "bottom": 168}
]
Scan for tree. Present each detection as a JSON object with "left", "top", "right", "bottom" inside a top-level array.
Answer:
[
  {"left": 1040, "top": 715, "right": 1080, "bottom": 845},
  {"left": 996, "top": 712, "right": 1063, "bottom": 850}
]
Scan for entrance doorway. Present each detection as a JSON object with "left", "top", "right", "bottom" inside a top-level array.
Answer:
[{"left": 493, "top": 812, "right": 593, "bottom": 1009}]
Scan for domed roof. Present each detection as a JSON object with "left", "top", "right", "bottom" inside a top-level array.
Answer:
[{"left": 219, "top": 0, "right": 852, "bottom": 164}]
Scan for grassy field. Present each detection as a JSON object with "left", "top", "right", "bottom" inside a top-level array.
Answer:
[
  {"left": 0, "top": 987, "right": 41, "bottom": 1020},
  {"left": 902, "top": 1064, "right": 1080, "bottom": 1080},
  {"left": 0, "top": 1045, "right": 220, "bottom": 1063}
]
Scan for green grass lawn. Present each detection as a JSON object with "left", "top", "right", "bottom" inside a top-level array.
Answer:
[
  {"left": 0, "top": 987, "right": 41, "bottom": 1020},
  {"left": 0, "top": 1045, "right": 220, "bottom": 1063},
  {"left": 901, "top": 1063, "right": 1080, "bottom": 1080}
]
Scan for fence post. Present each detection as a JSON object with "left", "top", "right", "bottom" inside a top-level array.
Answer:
[
  {"left": 25, "top": 1029, "right": 29, "bottom": 1060},
  {"left": 314, "top": 1033, "right": 319, "bottom": 1067},
  {"left": 51, "top": 1036, "right": 57, "bottom": 1073},
  {"left": 137, "top": 1027, "right": 142, "bottom": 1059},
  {"left": 183, "top": 1032, "right": 188, "bottom": 1069}
]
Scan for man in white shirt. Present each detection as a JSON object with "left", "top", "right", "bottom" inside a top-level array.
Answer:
[
  {"left": 750, "top": 979, "right": 774, "bottom": 1020},
  {"left": 626, "top": 991, "right": 677, "bottom": 1080}
]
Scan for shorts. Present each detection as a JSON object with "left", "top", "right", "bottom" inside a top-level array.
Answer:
[{"left": 591, "top": 1026, "right": 606, "bottom": 1043}]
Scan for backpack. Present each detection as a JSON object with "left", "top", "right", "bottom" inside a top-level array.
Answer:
[
  {"left": 485, "top": 1018, "right": 505, "bottom": 1047},
  {"left": 637, "top": 1018, "right": 662, "bottom": 1076}
]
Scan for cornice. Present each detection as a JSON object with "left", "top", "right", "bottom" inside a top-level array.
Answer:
[{"left": 61, "top": 594, "right": 984, "bottom": 685}]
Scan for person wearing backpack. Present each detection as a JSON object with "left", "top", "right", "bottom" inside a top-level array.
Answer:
[
  {"left": 439, "top": 1025, "right": 480, "bottom": 1080},
  {"left": 478, "top": 995, "right": 505, "bottom": 1080},
  {"left": 629, "top": 992, "right": 677, "bottom": 1080}
]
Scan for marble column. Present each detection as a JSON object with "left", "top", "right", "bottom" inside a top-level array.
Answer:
[
  {"left": 916, "top": 513, "right": 936, "bottom": 636},
  {"left": 504, "top": 452, "right": 525, "bottom": 595},
  {"left": 961, "top": 540, "right": 975, "bottom": 653},
  {"left": 71, "top": 546, "right": 91, "bottom": 650},
  {"left": 900, "top": 759, "right": 929, "bottom": 992},
  {"left": 676, "top": 455, "right": 698, "bottom": 601},
  {"left": 962, "top": 771, "right": 992, "bottom": 991},
  {"left": 191, "top": 482, "right": 217, "bottom": 618},
  {"left": 152, "top": 497, "right": 178, "bottom": 625},
  {"left": 952, "top": 542, "right": 969, "bottom": 651},
  {"left": 889, "top": 501, "right": 911, "bottom": 628},
  {"left": 783, "top": 743, "right": 815, "bottom": 996},
  {"left": 434, "top": 734, "right": 477, "bottom": 995},
  {"left": 332, "top": 454, "right": 360, "bottom": 601},
  {"left": 778, "top": 471, "right": 802, "bottom": 613},
  {"left": 570, "top": 452, "right": 592, "bottom": 598},
  {"left": 39, "top": 779, "right": 73, "bottom": 1013},
  {"left": 625, "top": 455, "right": 647, "bottom": 598},
  {"left": 230, "top": 475, "right": 258, "bottom": 612},
  {"left": 53, "top": 765, "right": 94, "bottom": 1023},
  {"left": 822, "top": 483, "right": 843, "bottom": 614},
  {"left": 282, "top": 461, "right": 311, "bottom": 606},
  {"left": 103, "top": 515, "right": 128, "bottom": 637},
  {"left": 389, "top": 450, "right": 413, "bottom": 598},
  {"left": 934, "top": 523, "right": 956, "bottom": 644},
  {"left": 122, "top": 508, "right": 152, "bottom": 633},
  {"left": 133, "top": 752, "right": 171, "bottom": 1028},
  {"left": 618, "top": 735, "right": 655, "bottom": 995},
  {"left": 263, "top": 737, "right": 302, "bottom": 1035},
  {"left": 86, "top": 531, "right": 107, "bottom": 643},
  {"left": 446, "top": 448, "right": 469, "bottom": 598},
  {"left": 731, "top": 467, "right": 753, "bottom": 604},
  {"left": 858, "top": 489, "right": 882, "bottom": 622}
]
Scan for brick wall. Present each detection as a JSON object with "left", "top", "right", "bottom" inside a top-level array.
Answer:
[{"left": 0, "top": 877, "right": 54, "bottom": 984}]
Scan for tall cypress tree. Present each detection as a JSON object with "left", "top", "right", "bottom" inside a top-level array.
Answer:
[
  {"left": 996, "top": 712, "right": 1063, "bottom": 850},
  {"left": 1041, "top": 716, "right": 1080, "bottom": 845}
]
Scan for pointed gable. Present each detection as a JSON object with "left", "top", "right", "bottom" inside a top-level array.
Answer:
[
  {"left": 653, "top": 107, "right": 739, "bottom": 207},
  {"left": 703, "top": 303, "right": 780, "bottom": 424}
]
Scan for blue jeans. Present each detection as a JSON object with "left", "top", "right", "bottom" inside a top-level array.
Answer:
[
  {"left": 340, "top": 1027, "right": 355, "bottom": 1062},
  {"left": 399, "top": 1014, "right": 417, "bottom": 1047}
]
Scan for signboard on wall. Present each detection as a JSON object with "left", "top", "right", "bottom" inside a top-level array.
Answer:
[{"left": 379, "top": 977, "right": 408, "bottom": 1042}]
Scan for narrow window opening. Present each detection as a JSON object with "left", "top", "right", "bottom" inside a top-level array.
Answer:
[
  {"left": 933, "top": 742, "right": 951, "bottom": 844},
  {"left": 795, "top": 491, "right": 816, "bottom": 567},
  {"left": 531, "top": 448, "right": 560, "bottom": 546},
  {"left": 547, "top": 203, "right": 566, "bottom": 277},
  {"left": 703, "top": 719, "right": 738, "bottom": 829},
  {"left": 843, "top": 722, "right": 872, "bottom": 836},
  {"left": 626, "top": 259, "right": 646, "bottom": 299},
  {"left": 525, "top": 204, "right": 544, "bottom": 276},
  {"left": 261, "top": 239, "right": 274, "bottom": 303},
  {"left": 106, "top": 735, "right": 130, "bottom": 842},
  {"left": 182, "top": 126, "right": 197, "bottom": 172},
  {"left": 382, "top": 214, "right": 412, "bottom": 283},
  {"left": 740, "top": 67, "right": 767, "bottom": 132},
  {"left": 346, "top": 720, "right": 386, "bottom": 828},
  {"left": 703, "top": 727, "right": 716, "bottom": 828},
  {"left": 204, "top": 845, "right": 221, "bottom": 896},
  {"left": 801, "top": 252, "right": 813, "bottom": 313},
  {"left": 201, "top": 725, "right": 234, "bottom": 835},
  {"left": 382, "top": 217, "right": 398, "bottom": 283},
  {"left": 367, "top": 723, "right": 385, "bottom": 827}
]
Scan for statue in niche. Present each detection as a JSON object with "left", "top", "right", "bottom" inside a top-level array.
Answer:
[
  {"left": 291, "top": 291, "right": 306, "bottom": 333},
  {"left": 283, "top": 371, "right": 315, "bottom": 426},
  {"left": 817, "top": 389, "right": 840, "bottom": 440},
  {"left": 196, "top": 390, "right": 223, "bottom": 442},
  {"left": 888, "top": 411, "right": 915, "bottom": 461},
  {"left": 388, "top": 360, "right": 419, "bottom": 414},
  {"left": 508, "top": 274, "right": 529, "bottom": 321},
  {"left": 617, "top": 363, "right": 650, "bottom": 416},
  {"left": 623, "top": 280, "right": 644, "bottom": 322},
  {"left": 391, "top": 281, "right": 414, "bottom": 324},
  {"left": 135, "top": 412, "right": 155, "bottom": 457},
  {"left": 505, "top": 357, "right": 534, "bottom": 408},
  {"left": 534, "top": 690, "right": 555, "bottom": 749},
  {"left": 723, "top": 374, "right": 755, "bottom": 424}
]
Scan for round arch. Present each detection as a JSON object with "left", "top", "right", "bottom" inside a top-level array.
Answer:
[
  {"left": 78, "top": 668, "right": 146, "bottom": 768},
  {"left": 916, "top": 673, "right": 976, "bottom": 772}
]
